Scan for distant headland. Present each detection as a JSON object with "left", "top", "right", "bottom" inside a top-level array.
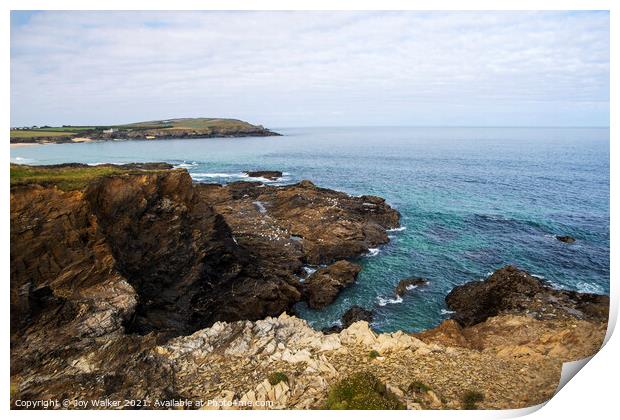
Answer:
[{"left": 9, "top": 117, "right": 281, "bottom": 144}]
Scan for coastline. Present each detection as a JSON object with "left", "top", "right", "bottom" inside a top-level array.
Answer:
[{"left": 9, "top": 163, "right": 609, "bottom": 409}]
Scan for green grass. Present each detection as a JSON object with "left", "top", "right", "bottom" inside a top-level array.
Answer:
[
  {"left": 10, "top": 164, "right": 162, "bottom": 191},
  {"left": 10, "top": 130, "right": 76, "bottom": 138},
  {"left": 325, "top": 372, "right": 404, "bottom": 410},
  {"left": 368, "top": 350, "right": 380, "bottom": 359},
  {"left": 34, "top": 126, "right": 97, "bottom": 132},
  {"left": 268, "top": 372, "right": 288, "bottom": 386},
  {"left": 461, "top": 390, "right": 484, "bottom": 410},
  {"left": 122, "top": 118, "right": 257, "bottom": 131}
]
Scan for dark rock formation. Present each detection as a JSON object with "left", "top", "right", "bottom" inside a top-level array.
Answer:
[
  {"left": 245, "top": 170, "right": 283, "bottom": 180},
  {"left": 322, "top": 305, "right": 375, "bottom": 334},
  {"left": 446, "top": 265, "right": 609, "bottom": 327},
  {"left": 395, "top": 277, "right": 428, "bottom": 297},
  {"left": 556, "top": 235, "right": 576, "bottom": 243},
  {"left": 302, "top": 261, "right": 361, "bottom": 309},
  {"left": 342, "top": 305, "right": 374, "bottom": 328}
]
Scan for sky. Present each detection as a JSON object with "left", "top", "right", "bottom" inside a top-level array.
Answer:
[{"left": 10, "top": 11, "right": 610, "bottom": 128}]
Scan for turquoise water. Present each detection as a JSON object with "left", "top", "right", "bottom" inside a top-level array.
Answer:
[{"left": 11, "top": 127, "right": 610, "bottom": 332}]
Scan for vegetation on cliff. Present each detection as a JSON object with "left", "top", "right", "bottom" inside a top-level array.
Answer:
[
  {"left": 10, "top": 163, "right": 173, "bottom": 190},
  {"left": 325, "top": 372, "right": 404, "bottom": 410}
]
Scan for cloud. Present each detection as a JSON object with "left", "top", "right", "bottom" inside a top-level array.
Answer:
[{"left": 10, "top": 11, "right": 609, "bottom": 127}]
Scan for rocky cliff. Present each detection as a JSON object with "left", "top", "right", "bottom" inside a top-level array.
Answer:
[{"left": 10, "top": 164, "right": 608, "bottom": 410}]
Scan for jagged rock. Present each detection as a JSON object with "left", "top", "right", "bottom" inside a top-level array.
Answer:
[
  {"left": 244, "top": 170, "right": 282, "bottom": 180},
  {"left": 414, "top": 319, "right": 470, "bottom": 348},
  {"left": 395, "top": 277, "right": 428, "bottom": 297},
  {"left": 9, "top": 164, "right": 609, "bottom": 410},
  {"left": 446, "top": 265, "right": 609, "bottom": 327},
  {"left": 339, "top": 321, "right": 378, "bottom": 346},
  {"left": 302, "top": 261, "right": 361, "bottom": 309},
  {"left": 556, "top": 235, "right": 576, "bottom": 243},
  {"left": 198, "top": 179, "right": 400, "bottom": 265}
]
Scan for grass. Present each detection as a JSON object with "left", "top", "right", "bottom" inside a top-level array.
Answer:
[
  {"left": 10, "top": 130, "right": 76, "bottom": 138},
  {"left": 34, "top": 126, "right": 97, "bottom": 132},
  {"left": 122, "top": 118, "right": 256, "bottom": 131},
  {"left": 461, "top": 390, "right": 484, "bottom": 410},
  {"left": 368, "top": 350, "right": 380, "bottom": 359},
  {"left": 324, "top": 372, "right": 405, "bottom": 410},
  {"left": 268, "top": 372, "right": 288, "bottom": 386},
  {"left": 10, "top": 164, "right": 162, "bottom": 191}
]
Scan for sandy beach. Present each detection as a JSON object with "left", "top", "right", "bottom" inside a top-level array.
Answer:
[{"left": 10, "top": 143, "right": 42, "bottom": 148}]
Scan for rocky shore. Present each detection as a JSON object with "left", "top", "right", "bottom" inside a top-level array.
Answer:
[{"left": 10, "top": 164, "right": 608, "bottom": 410}]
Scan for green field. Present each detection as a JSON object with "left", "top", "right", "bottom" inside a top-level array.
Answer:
[
  {"left": 32, "top": 126, "right": 97, "bottom": 132},
  {"left": 122, "top": 118, "right": 257, "bottom": 130},
  {"left": 10, "top": 130, "right": 76, "bottom": 138}
]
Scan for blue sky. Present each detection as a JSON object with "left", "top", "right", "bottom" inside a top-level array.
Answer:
[{"left": 10, "top": 11, "right": 609, "bottom": 127}]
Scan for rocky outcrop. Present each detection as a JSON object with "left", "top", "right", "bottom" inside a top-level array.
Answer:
[
  {"left": 95, "top": 126, "right": 280, "bottom": 140},
  {"left": 303, "top": 261, "right": 361, "bottom": 309},
  {"left": 10, "top": 258, "right": 609, "bottom": 410},
  {"left": 197, "top": 180, "right": 400, "bottom": 266},
  {"left": 245, "top": 170, "right": 283, "bottom": 180},
  {"left": 556, "top": 235, "right": 576, "bottom": 243},
  {"left": 10, "top": 165, "right": 608, "bottom": 410},
  {"left": 11, "top": 164, "right": 398, "bottom": 336},
  {"left": 395, "top": 277, "right": 428, "bottom": 297},
  {"left": 10, "top": 163, "right": 403, "bottom": 407},
  {"left": 446, "top": 265, "right": 609, "bottom": 327}
]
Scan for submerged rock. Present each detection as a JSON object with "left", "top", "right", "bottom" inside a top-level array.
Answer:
[
  {"left": 342, "top": 305, "right": 374, "bottom": 328},
  {"left": 303, "top": 261, "right": 361, "bottom": 309},
  {"left": 244, "top": 170, "right": 283, "bottom": 180},
  {"left": 395, "top": 277, "right": 429, "bottom": 297},
  {"left": 556, "top": 235, "right": 576, "bottom": 243}
]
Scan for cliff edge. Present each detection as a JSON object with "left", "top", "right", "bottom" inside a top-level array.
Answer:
[{"left": 10, "top": 164, "right": 608, "bottom": 410}]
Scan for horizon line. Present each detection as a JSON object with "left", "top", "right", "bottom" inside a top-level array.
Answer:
[{"left": 10, "top": 123, "right": 610, "bottom": 130}]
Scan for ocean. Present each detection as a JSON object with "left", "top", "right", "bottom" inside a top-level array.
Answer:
[{"left": 10, "top": 126, "right": 610, "bottom": 333}]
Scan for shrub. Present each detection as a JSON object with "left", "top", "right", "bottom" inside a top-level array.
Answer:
[
  {"left": 368, "top": 350, "right": 380, "bottom": 359},
  {"left": 268, "top": 372, "right": 288, "bottom": 386},
  {"left": 325, "top": 372, "right": 405, "bottom": 410},
  {"left": 462, "top": 390, "right": 484, "bottom": 410},
  {"left": 408, "top": 380, "right": 431, "bottom": 393}
]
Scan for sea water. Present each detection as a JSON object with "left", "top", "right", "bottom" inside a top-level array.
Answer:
[{"left": 11, "top": 126, "right": 609, "bottom": 332}]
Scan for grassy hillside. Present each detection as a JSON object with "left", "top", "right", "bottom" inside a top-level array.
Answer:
[
  {"left": 10, "top": 118, "right": 279, "bottom": 144},
  {"left": 10, "top": 130, "right": 78, "bottom": 138}
]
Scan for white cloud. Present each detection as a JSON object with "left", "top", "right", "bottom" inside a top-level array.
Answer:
[{"left": 10, "top": 11, "right": 609, "bottom": 127}]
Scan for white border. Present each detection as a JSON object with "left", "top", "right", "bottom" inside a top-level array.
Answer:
[{"left": 3, "top": 1, "right": 616, "bottom": 418}]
